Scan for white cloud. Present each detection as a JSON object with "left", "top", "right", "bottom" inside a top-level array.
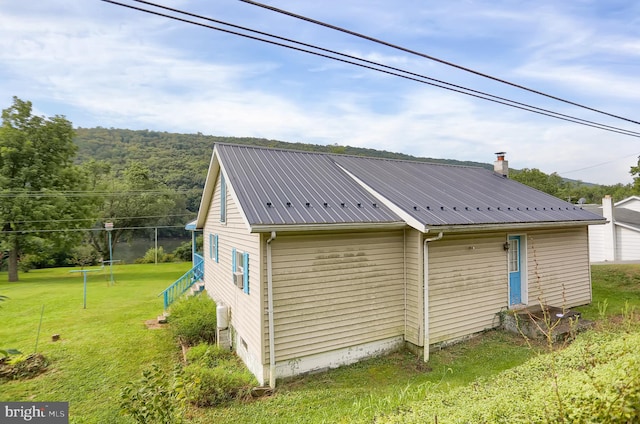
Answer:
[{"left": 0, "top": 0, "right": 637, "bottom": 187}]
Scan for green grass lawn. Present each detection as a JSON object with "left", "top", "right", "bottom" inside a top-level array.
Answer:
[
  {"left": 1, "top": 263, "right": 639, "bottom": 423},
  {"left": 0, "top": 263, "right": 190, "bottom": 424}
]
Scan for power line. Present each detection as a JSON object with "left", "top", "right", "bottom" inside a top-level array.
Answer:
[
  {"left": 0, "top": 189, "right": 198, "bottom": 198},
  {"left": 241, "top": 0, "right": 640, "bottom": 127},
  {"left": 9, "top": 214, "right": 195, "bottom": 225},
  {"left": 127, "top": 0, "right": 640, "bottom": 138},
  {"left": 101, "top": 0, "right": 640, "bottom": 138},
  {"left": 0, "top": 225, "right": 190, "bottom": 234},
  {"left": 560, "top": 151, "right": 640, "bottom": 176}
]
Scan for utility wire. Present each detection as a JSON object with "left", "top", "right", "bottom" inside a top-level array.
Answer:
[
  {"left": 0, "top": 225, "right": 190, "bottom": 234},
  {"left": 560, "top": 151, "right": 640, "bottom": 175},
  {"left": 102, "top": 0, "right": 640, "bottom": 138},
  {"left": 0, "top": 189, "right": 197, "bottom": 198},
  {"left": 128, "top": 0, "right": 640, "bottom": 138},
  {"left": 9, "top": 214, "right": 195, "bottom": 225},
  {"left": 241, "top": 0, "right": 640, "bottom": 127}
]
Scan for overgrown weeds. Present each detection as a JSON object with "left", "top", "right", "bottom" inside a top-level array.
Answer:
[{"left": 168, "top": 294, "right": 217, "bottom": 345}]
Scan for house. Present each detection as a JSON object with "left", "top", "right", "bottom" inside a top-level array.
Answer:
[
  {"left": 586, "top": 195, "right": 640, "bottom": 262},
  {"left": 193, "top": 144, "right": 604, "bottom": 387}
]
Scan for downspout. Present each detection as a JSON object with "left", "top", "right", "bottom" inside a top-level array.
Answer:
[
  {"left": 266, "top": 231, "right": 277, "bottom": 389},
  {"left": 423, "top": 231, "right": 443, "bottom": 362}
]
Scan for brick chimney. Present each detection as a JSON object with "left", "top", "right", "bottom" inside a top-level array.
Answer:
[{"left": 494, "top": 152, "right": 508, "bottom": 177}]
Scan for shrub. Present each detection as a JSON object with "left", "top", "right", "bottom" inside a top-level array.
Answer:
[
  {"left": 136, "top": 247, "right": 176, "bottom": 264},
  {"left": 168, "top": 295, "right": 217, "bottom": 345},
  {"left": 120, "top": 364, "right": 190, "bottom": 424},
  {"left": 183, "top": 361, "right": 255, "bottom": 407},
  {"left": 173, "top": 236, "right": 203, "bottom": 262}
]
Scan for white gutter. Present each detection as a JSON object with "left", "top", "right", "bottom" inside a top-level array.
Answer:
[
  {"left": 266, "top": 231, "right": 277, "bottom": 389},
  {"left": 250, "top": 221, "right": 406, "bottom": 234},
  {"left": 423, "top": 231, "right": 443, "bottom": 362},
  {"left": 426, "top": 220, "right": 605, "bottom": 234}
]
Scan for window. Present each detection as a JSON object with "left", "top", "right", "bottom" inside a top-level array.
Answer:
[
  {"left": 220, "top": 174, "right": 227, "bottom": 223},
  {"left": 231, "top": 248, "right": 249, "bottom": 294},
  {"left": 508, "top": 238, "right": 519, "bottom": 272},
  {"left": 209, "top": 234, "right": 219, "bottom": 263}
]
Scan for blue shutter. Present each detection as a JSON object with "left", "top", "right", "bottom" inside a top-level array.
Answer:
[
  {"left": 209, "top": 234, "right": 213, "bottom": 259},
  {"left": 232, "top": 247, "right": 237, "bottom": 274},
  {"left": 243, "top": 252, "right": 249, "bottom": 294},
  {"left": 214, "top": 234, "right": 219, "bottom": 263}
]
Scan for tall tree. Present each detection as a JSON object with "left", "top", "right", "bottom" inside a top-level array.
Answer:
[
  {"left": 0, "top": 97, "right": 97, "bottom": 281},
  {"left": 631, "top": 156, "right": 640, "bottom": 194},
  {"left": 88, "top": 161, "right": 179, "bottom": 259},
  {"left": 511, "top": 168, "right": 565, "bottom": 197}
]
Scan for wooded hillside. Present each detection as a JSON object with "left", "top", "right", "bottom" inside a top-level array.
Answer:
[{"left": 73, "top": 127, "right": 493, "bottom": 212}]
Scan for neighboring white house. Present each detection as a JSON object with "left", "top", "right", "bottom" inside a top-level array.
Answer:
[
  {"left": 194, "top": 144, "right": 605, "bottom": 387},
  {"left": 586, "top": 195, "right": 640, "bottom": 262}
]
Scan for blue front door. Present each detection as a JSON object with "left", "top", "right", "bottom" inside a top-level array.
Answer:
[{"left": 508, "top": 235, "right": 522, "bottom": 305}]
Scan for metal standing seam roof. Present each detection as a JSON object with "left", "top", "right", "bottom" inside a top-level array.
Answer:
[
  {"left": 332, "top": 155, "right": 604, "bottom": 226},
  {"left": 214, "top": 143, "right": 605, "bottom": 230},
  {"left": 216, "top": 144, "right": 402, "bottom": 226}
]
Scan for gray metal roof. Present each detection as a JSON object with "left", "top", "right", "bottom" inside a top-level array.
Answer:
[
  {"left": 217, "top": 144, "right": 402, "bottom": 226},
  {"left": 583, "top": 204, "right": 640, "bottom": 231},
  {"left": 215, "top": 143, "right": 604, "bottom": 230},
  {"left": 333, "top": 155, "right": 603, "bottom": 226}
]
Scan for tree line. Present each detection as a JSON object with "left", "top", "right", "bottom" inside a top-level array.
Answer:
[{"left": 2, "top": 97, "right": 639, "bottom": 281}]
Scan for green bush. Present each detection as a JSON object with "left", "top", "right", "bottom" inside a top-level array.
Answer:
[
  {"left": 136, "top": 247, "right": 176, "bottom": 264},
  {"left": 186, "top": 343, "right": 234, "bottom": 367},
  {"left": 173, "top": 235, "right": 203, "bottom": 262},
  {"left": 183, "top": 360, "right": 256, "bottom": 407},
  {"left": 168, "top": 295, "right": 217, "bottom": 345},
  {"left": 120, "top": 364, "right": 190, "bottom": 424}
]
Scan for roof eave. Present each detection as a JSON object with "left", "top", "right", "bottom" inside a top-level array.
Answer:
[
  {"left": 426, "top": 219, "right": 606, "bottom": 233},
  {"left": 249, "top": 221, "right": 407, "bottom": 233}
]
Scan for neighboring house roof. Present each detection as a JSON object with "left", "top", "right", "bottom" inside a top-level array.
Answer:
[
  {"left": 197, "top": 144, "right": 605, "bottom": 232},
  {"left": 584, "top": 203, "right": 640, "bottom": 232}
]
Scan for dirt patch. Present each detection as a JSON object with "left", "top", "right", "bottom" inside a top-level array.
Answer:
[
  {"left": 0, "top": 353, "right": 49, "bottom": 381},
  {"left": 144, "top": 319, "right": 166, "bottom": 330}
]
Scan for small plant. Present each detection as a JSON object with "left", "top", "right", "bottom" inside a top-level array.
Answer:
[
  {"left": 120, "top": 364, "right": 191, "bottom": 424},
  {"left": 168, "top": 295, "right": 217, "bottom": 345}
]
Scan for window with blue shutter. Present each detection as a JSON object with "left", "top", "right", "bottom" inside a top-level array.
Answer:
[
  {"left": 243, "top": 252, "right": 249, "bottom": 294},
  {"left": 231, "top": 248, "right": 249, "bottom": 294},
  {"left": 214, "top": 234, "right": 219, "bottom": 263},
  {"left": 209, "top": 234, "right": 213, "bottom": 259},
  {"left": 220, "top": 174, "right": 227, "bottom": 223}
]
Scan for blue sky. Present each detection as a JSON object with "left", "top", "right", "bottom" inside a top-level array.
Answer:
[{"left": 1, "top": 0, "right": 639, "bottom": 185}]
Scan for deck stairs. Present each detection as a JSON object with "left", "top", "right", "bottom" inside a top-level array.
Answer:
[{"left": 158, "top": 254, "right": 204, "bottom": 314}]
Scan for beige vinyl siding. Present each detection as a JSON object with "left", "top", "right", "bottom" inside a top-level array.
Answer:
[
  {"left": 527, "top": 227, "right": 592, "bottom": 307},
  {"left": 404, "top": 228, "right": 423, "bottom": 345},
  {"left": 268, "top": 230, "right": 405, "bottom": 362},
  {"left": 202, "top": 171, "right": 262, "bottom": 361},
  {"left": 428, "top": 232, "right": 507, "bottom": 344}
]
